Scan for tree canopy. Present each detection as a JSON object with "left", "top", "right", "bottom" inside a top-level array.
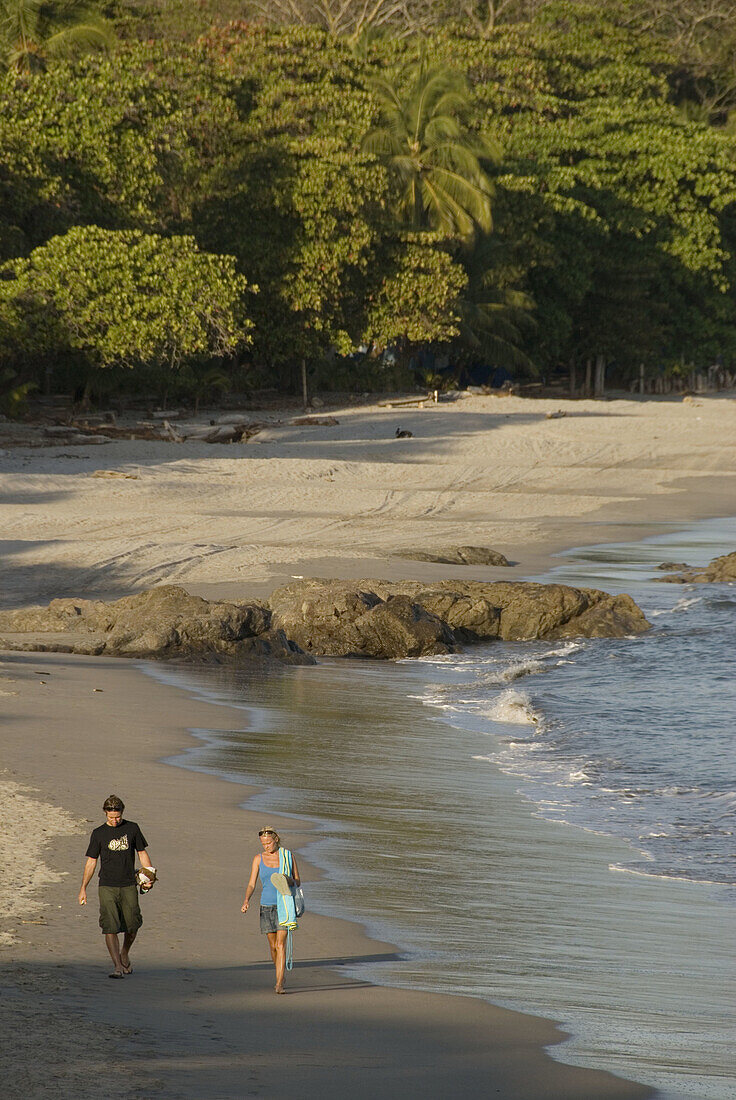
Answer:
[{"left": 0, "top": 1, "right": 735, "bottom": 401}]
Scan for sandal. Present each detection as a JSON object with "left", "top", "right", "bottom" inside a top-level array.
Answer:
[{"left": 270, "top": 872, "right": 291, "bottom": 896}]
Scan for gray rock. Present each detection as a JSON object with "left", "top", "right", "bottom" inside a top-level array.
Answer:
[{"left": 396, "top": 546, "right": 511, "bottom": 567}]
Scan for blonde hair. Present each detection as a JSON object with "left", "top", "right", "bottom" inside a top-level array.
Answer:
[{"left": 258, "top": 826, "right": 280, "bottom": 845}]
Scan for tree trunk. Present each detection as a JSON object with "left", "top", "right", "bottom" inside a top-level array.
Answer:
[
  {"left": 301, "top": 359, "right": 309, "bottom": 410},
  {"left": 584, "top": 358, "right": 592, "bottom": 397},
  {"left": 569, "top": 356, "right": 576, "bottom": 397},
  {"left": 594, "top": 354, "right": 605, "bottom": 398},
  {"left": 639, "top": 363, "right": 644, "bottom": 395}
]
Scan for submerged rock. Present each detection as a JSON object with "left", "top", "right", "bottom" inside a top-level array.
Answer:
[
  {"left": 656, "top": 551, "right": 736, "bottom": 584},
  {"left": 395, "top": 546, "right": 511, "bottom": 567}
]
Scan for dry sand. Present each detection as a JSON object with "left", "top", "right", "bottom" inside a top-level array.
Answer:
[
  {"left": 1, "top": 392, "right": 734, "bottom": 606},
  {"left": 2, "top": 390, "right": 734, "bottom": 1098}
]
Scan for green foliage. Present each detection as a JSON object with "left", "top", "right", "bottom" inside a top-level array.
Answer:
[
  {"left": 362, "top": 235, "right": 467, "bottom": 348},
  {"left": 0, "top": 0, "right": 114, "bottom": 72},
  {"left": 0, "top": 368, "right": 36, "bottom": 416},
  {"left": 0, "top": 226, "right": 253, "bottom": 376},
  {"left": 1, "top": 8, "right": 736, "bottom": 393},
  {"left": 363, "top": 53, "right": 498, "bottom": 240}
]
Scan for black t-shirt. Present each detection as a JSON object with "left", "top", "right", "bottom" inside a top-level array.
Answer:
[{"left": 85, "top": 820, "right": 148, "bottom": 887}]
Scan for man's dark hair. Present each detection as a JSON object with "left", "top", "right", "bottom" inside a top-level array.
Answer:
[{"left": 103, "top": 795, "right": 124, "bottom": 812}]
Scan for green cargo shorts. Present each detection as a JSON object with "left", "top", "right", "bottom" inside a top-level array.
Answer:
[{"left": 98, "top": 885, "right": 143, "bottom": 935}]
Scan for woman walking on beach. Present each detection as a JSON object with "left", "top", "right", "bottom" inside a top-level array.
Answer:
[{"left": 241, "top": 826, "right": 300, "bottom": 993}]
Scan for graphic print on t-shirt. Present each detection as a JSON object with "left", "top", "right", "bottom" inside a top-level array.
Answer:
[{"left": 86, "top": 820, "right": 147, "bottom": 887}]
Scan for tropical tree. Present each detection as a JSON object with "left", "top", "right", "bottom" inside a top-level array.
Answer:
[
  {"left": 0, "top": 226, "right": 254, "bottom": 394},
  {"left": 363, "top": 54, "right": 499, "bottom": 241},
  {"left": 0, "top": 0, "right": 113, "bottom": 72}
]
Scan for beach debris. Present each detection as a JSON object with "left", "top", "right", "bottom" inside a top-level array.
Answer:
[
  {"left": 379, "top": 396, "right": 427, "bottom": 408},
  {"left": 172, "top": 420, "right": 264, "bottom": 443},
  {"left": 395, "top": 427, "right": 413, "bottom": 438},
  {"left": 91, "top": 470, "right": 140, "bottom": 480},
  {"left": 93, "top": 688, "right": 103, "bottom": 692},
  {"left": 161, "top": 419, "right": 183, "bottom": 443},
  {"left": 291, "top": 416, "right": 339, "bottom": 426},
  {"left": 545, "top": 409, "right": 566, "bottom": 419}
]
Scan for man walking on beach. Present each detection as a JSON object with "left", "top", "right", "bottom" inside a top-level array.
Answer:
[{"left": 78, "top": 795, "right": 153, "bottom": 979}]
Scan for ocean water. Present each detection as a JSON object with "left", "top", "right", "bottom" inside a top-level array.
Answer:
[{"left": 146, "top": 517, "right": 736, "bottom": 1100}]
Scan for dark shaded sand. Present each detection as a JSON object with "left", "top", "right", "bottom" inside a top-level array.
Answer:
[{"left": 0, "top": 652, "right": 652, "bottom": 1099}]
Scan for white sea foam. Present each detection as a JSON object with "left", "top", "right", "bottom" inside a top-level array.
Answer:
[
  {"left": 480, "top": 688, "right": 543, "bottom": 728},
  {"left": 649, "top": 595, "right": 704, "bottom": 617},
  {"left": 609, "top": 863, "right": 727, "bottom": 887}
]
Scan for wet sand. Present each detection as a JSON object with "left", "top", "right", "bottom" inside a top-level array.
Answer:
[{"left": 0, "top": 651, "right": 651, "bottom": 1099}]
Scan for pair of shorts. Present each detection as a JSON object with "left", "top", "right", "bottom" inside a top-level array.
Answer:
[
  {"left": 260, "top": 905, "right": 285, "bottom": 934},
  {"left": 98, "top": 885, "right": 143, "bottom": 934}
]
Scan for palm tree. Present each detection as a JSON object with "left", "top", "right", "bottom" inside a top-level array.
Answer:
[
  {"left": 362, "top": 54, "right": 499, "bottom": 241},
  {"left": 0, "top": 0, "right": 113, "bottom": 72},
  {"left": 456, "top": 234, "right": 536, "bottom": 371}
]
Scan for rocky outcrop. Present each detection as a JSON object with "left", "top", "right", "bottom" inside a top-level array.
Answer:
[
  {"left": 361, "top": 580, "right": 650, "bottom": 642},
  {"left": 657, "top": 551, "right": 736, "bottom": 583},
  {"left": 267, "top": 582, "right": 456, "bottom": 658},
  {"left": 0, "top": 576, "right": 651, "bottom": 664},
  {"left": 269, "top": 578, "right": 650, "bottom": 650},
  {"left": 0, "top": 586, "right": 310, "bottom": 664},
  {"left": 395, "top": 546, "right": 511, "bottom": 567}
]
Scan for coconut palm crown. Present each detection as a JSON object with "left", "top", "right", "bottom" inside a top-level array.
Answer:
[
  {"left": 363, "top": 55, "right": 499, "bottom": 241},
  {"left": 0, "top": 0, "right": 114, "bottom": 72}
]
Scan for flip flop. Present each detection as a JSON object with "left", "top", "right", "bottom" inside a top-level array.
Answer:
[
  {"left": 121, "top": 964, "right": 133, "bottom": 974},
  {"left": 270, "top": 872, "right": 291, "bottom": 896},
  {"left": 108, "top": 971, "right": 125, "bottom": 979}
]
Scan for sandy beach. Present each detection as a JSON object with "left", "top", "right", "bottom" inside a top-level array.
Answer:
[{"left": 2, "top": 390, "right": 735, "bottom": 1098}]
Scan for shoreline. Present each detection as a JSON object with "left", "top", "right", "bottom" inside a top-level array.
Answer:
[
  {"left": 0, "top": 650, "right": 652, "bottom": 1099},
  {"left": 3, "top": 392, "right": 735, "bottom": 1097}
]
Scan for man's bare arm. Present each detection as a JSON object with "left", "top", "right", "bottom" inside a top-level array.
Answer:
[{"left": 78, "top": 857, "right": 97, "bottom": 905}]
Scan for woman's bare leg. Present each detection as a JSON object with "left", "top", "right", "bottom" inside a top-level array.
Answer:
[{"left": 273, "top": 930, "right": 287, "bottom": 992}]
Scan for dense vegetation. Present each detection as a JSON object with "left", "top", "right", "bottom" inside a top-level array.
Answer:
[{"left": 1, "top": 0, "right": 736, "bottom": 404}]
